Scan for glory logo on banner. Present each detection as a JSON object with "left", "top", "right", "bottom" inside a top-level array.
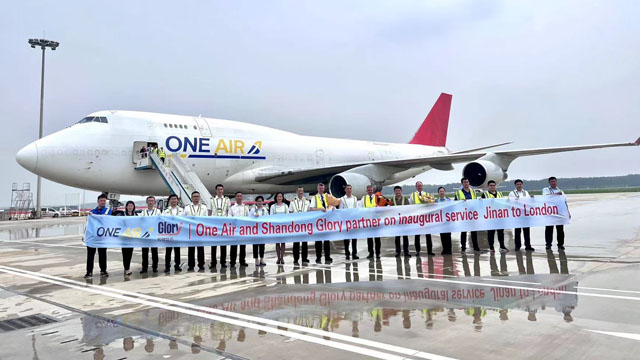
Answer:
[{"left": 85, "top": 196, "right": 570, "bottom": 248}]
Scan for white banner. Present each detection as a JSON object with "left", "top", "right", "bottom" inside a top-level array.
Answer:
[{"left": 85, "top": 196, "right": 570, "bottom": 248}]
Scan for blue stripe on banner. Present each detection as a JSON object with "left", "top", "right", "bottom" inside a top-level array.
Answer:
[
  {"left": 188, "top": 154, "right": 266, "bottom": 160},
  {"left": 85, "top": 196, "right": 571, "bottom": 248}
]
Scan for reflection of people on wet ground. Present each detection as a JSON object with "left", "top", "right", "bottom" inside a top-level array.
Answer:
[
  {"left": 216, "top": 339, "right": 226, "bottom": 352},
  {"left": 144, "top": 338, "right": 154, "bottom": 353},
  {"left": 447, "top": 309, "right": 457, "bottom": 322},
  {"left": 442, "top": 255, "right": 454, "bottom": 277},
  {"left": 372, "top": 309, "right": 382, "bottom": 332},
  {"left": 515, "top": 250, "right": 536, "bottom": 275},
  {"left": 499, "top": 309, "right": 509, "bottom": 321},
  {"left": 169, "top": 339, "right": 178, "bottom": 350},
  {"left": 546, "top": 249, "right": 569, "bottom": 274},
  {"left": 352, "top": 320, "right": 359, "bottom": 338},
  {"left": 123, "top": 336, "right": 134, "bottom": 351},
  {"left": 191, "top": 334, "right": 202, "bottom": 354},
  {"left": 276, "top": 264, "right": 287, "bottom": 284},
  {"left": 345, "top": 262, "right": 359, "bottom": 282},
  {"left": 93, "top": 347, "right": 105, "bottom": 360},
  {"left": 423, "top": 309, "right": 435, "bottom": 329},
  {"left": 237, "top": 328, "right": 246, "bottom": 342},
  {"left": 293, "top": 265, "right": 310, "bottom": 284},
  {"left": 315, "top": 267, "right": 332, "bottom": 284},
  {"left": 465, "top": 307, "right": 485, "bottom": 331},
  {"left": 402, "top": 310, "right": 411, "bottom": 329},
  {"left": 415, "top": 256, "right": 424, "bottom": 278},
  {"left": 369, "top": 259, "right": 383, "bottom": 281},
  {"left": 527, "top": 309, "right": 537, "bottom": 322},
  {"left": 562, "top": 307, "right": 574, "bottom": 322},
  {"left": 461, "top": 253, "right": 481, "bottom": 276}
]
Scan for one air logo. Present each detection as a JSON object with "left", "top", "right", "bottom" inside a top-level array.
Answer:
[{"left": 247, "top": 141, "right": 262, "bottom": 155}]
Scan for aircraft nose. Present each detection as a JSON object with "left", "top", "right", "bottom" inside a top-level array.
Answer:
[{"left": 16, "top": 142, "right": 38, "bottom": 172}]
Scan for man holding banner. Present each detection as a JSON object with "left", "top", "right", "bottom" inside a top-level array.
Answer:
[
  {"left": 455, "top": 177, "right": 481, "bottom": 253},
  {"left": 339, "top": 184, "right": 360, "bottom": 260},
  {"left": 362, "top": 185, "right": 381, "bottom": 259},
  {"left": 408, "top": 181, "right": 435, "bottom": 256},
  {"left": 228, "top": 192, "right": 249, "bottom": 267},
  {"left": 138, "top": 195, "right": 160, "bottom": 274},
  {"left": 84, "top": 193, "right": 112, "bottom": 279},
  {"left": 290, "top": 187, "right": 310, "bottom": 265},
  {"left": 509, "top": 180, "right": 535, "bottom": 252},
  {"left": 210, "top": 184, "right": 231, "bottom": 268},
  {"left": 310, "top": 183, "right": 332, "bottom": 264},
  {"left": 183, "top": 191, "right": 208, "bottom": 271},
  {"left": 390, "top": 186, "right": 410, "bottom": 257},
  {"left": 482, "top": 181, "right": 508, "bottom": 253},
  {"left": 163, "top": 194, "right": 183, "bottom": 273},
  {"left": 434, "top": 187, "right": 453, "bottom": 255}
]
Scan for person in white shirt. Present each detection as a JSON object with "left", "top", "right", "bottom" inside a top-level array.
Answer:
[
  {"left": 289, "top": 187, "right": 310, "bottom": 265},
  {"left": 310, "top": 183, "right": 332, "bottom": 264},
  {"left": 210, "top": 184, "right": 231, "bottom": 268},
  {"left": 361, "top": 185, "right": 381, "bottom": 259},
  {"left": 163, "top": 194, "right": 184, "bottom": 273},
  {"left": 229, "top": 192, "right": 250, "bottom": 267},
  {"left": 339, "top": 184, "right": 360, "bottom": 260},
  {"left": 389, "top": 186, "right": 410, "bottom": 257},
  {"left": 138, "top": 195, "right": 161, "bottom": 274},
  {"left": 270, "top": 192, "right": 289, "bottom": 264},
  {"left": 542, "top": 176, "right": 566, "bottom": 250},
  {"left": 408, "top": 181, "right": 434, "bottom": 256},
  {"left": 249, "top": 196, "right": 268, "bottom": 266},
  {"left": 509, "top": 179, "right": 535, "bottom": 252},
  {"left": 183, "top": 191, "right": 208, "bottom": 271}
]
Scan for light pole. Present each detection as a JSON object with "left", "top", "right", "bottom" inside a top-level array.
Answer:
[{"left": 28, "top": 38, "right": 59, "bottom": 219}]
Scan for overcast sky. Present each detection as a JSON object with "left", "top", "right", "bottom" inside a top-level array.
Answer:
[{"left": 1, "top": 0, "right": 639, "bottom": 207}]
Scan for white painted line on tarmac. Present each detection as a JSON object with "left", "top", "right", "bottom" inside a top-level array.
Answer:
[
  {"left": 576, "top": 286, "right": 640, "bottom": 295},
  {"left": 586, "top": 330, "right": 640, "bottom": 341},
  {"left": 0, "top": 265, "right": 459, "bottom": 360}
]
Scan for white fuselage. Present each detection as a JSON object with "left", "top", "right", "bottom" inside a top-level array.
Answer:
[{"left": 17, "top": 110, "right": 448, "bottom": 196}]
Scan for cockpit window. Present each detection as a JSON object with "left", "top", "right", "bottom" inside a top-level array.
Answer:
[{"left": 77, "top": 116, "right": 108, "bottom": 124}]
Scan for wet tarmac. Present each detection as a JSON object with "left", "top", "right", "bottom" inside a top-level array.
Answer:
[{"left": 1, "top": 193, "right": 639, "bottom": 359}]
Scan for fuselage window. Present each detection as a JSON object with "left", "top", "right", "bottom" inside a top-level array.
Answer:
[
  {"left": 164, "top": 123, "right": 168, "bottom": 128},
  {"left": 169, "top": 124, "right": 173, "bottom": 128}
]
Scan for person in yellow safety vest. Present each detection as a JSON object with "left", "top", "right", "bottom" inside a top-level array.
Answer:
[
  {"left": 362, "top": 185, "right": 381, "bottom": 259},
  {"left": 158, "top": 147, "right": 166, "bottom": 164},
  {"left": 408, "top": 181, "right": 435, "bottom": 256},
  {"left": 310, "top": 183, "right": 332, "bottom": 264},
  {"left": 481, "top": 180, "right": 508, "bottom": 253},
  {"left": 454, "top": 177, "right": 481, "bottom": 253},
  {"left": 390, "top": 185, "right": 410, "bottom": 257}
]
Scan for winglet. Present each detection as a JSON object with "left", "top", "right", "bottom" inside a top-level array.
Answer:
[
  {"left": 635, "top": 137, "right": 640, "bottom": 146},
  {"left": 409, "top": 93, "right": 452, "bottom": 147}
]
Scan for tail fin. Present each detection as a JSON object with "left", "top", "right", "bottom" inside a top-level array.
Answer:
[{"left": 409, "top": 93, "right": 452, "bottom": 147}]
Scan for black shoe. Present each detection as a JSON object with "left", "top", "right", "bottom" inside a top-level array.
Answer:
[
  {"left": 375, "top": 255, "right": 381, "bottom": 259},
  {"left": 140, "top": 268, "right": 148, "bottom": 274},
  {"left": 545, "top": 245, "right": 552, "bottom": 250},
  {"left": 515, "top": 248, "right": 521, "bottom": 252},
  {"left": 174, "top": 267, "right": 182, "bottom": 272},
  {"left": 208, "top": 263, "right": 217, "bottom": 269},
  {"left": 367, "top": 253, "right": 374, "bottom": 259},
  {"left": 198, "top": 267, "right": 205, "bottom": 272},
  {"left": 230, "top": 263, "right": 236, "bottom": 268},
  {"left": 441, "top": 251, "right": 452, "bottom": 255},
  {"left": 346, "top": 255, "right": 351, "bottom": 260},
  {"left": 352, "top": 254, "right": 359, "bottom": 260},
  {"left": 395, "top": 253, "right": 401, "bottom": 257},
  {"left": 558, "top": 245, "right": 565, "bottom": 250},
  {"left": 404, "top": 253, "right": 411, "bottom": 258},
  {"left": 526, "top": 247, "right": 535, "bottom": 252},
  {"left": 415, "top": 251, "right": 421, "bottom": 256},
  {"left": 164, "top": 267, "right": 171, "bottom": 273},
  {"left": 428, "top": 252, "right": 436, "bottom": 256},
  {"left": 152, "top": 268, "right": 158, "bottom": 273},
  {"left": 187, "top": 267, "right": 195, "bottom": 272},
  {"left": 315, "top": 258, "right": 322, "bottom": 264},
  {"left": 302, "top": 258, "right": 310, "bottom": 264},
  {"left": 325, "top": 258, "right": 333, "bottom": 264},
  {"left": 220, "top": 263, "right": 227, "bottom": 268},
  {"left": 83, "top": 272, "right": 93, "bottom": 279},
  {"left": 294, "top": 261, "right": 300, "bottom": 265},
  {"left": 240, "top": 262, "right": 249, "bottom": 267},
  {"left": 100, "top": 271, "right": 109, "bottom": 278},
  {"left": 461, "top": 248, "right": 466, "bottom": 253}
]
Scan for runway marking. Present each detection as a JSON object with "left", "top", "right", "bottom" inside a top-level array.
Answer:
[
  {"left": 0, "top": 265, "right": 458, "bottom": 360},
  {"left": 586, "top": 330, "right": 640, "bottom": 341}
]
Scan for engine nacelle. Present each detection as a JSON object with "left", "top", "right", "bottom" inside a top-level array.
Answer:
[
  {"left": 462, "top": 160, "right": 507, "bottom": 188},
  {"left": 328, "top": 172, "right": 377, "bottom": 198}
]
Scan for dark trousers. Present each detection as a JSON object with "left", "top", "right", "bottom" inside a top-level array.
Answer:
[
  {"left": 165, "top": 247, "right": 181, "bottom": 269},
  {"left": 230, "top": 245, "right": 246, "bottom": 265},
  {"left": 515, "top": 227, "right": 532, "bottom": 250},
  {"left": 440, "top": 233, "right": 452, "bottom": 254},
  {"left": 395, "top": 236, "right": 409, "bottom": 255},
  {"left": 414, "top": 235, "right": 433, "bottom": 254},
  {"left": 86, "top": 247, "right": 107, "bottom": 274},
  {"left": 293, "top": 242, "right": 309, "bottom": 262},
  {"left": 121, "top": 248, "right": 133, "bottom": 270},
  {"left": 141, "top": 247, "right": 158, "bottom": 270},
  {"left": 253, "top": 244, "right": 265, "bottom": 259},
  {"left": 367, "top": 237, "right": 381, "bottom": 256},
  {"left": 210, "top": 246, "right": 227, "bottom": 265},
  {"left": 545, "top": 225, "right": 565, "bottom": 247},
  {"left": 461, "top": 232, "right": 479, "bottom": 251},
  {"left": 315, "top": 241, "right": 331, "bottom": 260},
  {"left": 188, "top": 246, "right": 205, "bottom": 269},
  {"left": 487, "top": 229, "right": 506, "bottom": 250},
  {"left": 344, "top": 239, "right": 358, "bottom": 256}
]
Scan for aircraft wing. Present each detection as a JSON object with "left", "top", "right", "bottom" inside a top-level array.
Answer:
[{"left": 255, "top": 138, "right": 639, "bottom": 185}]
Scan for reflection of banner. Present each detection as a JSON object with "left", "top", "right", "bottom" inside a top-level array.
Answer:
[{"left": 85, "top": 196, "right": 570, "bottom": 248}]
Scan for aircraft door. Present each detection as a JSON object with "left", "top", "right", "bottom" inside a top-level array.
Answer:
[
  {"left": 193, "top": 117, "right": 212, "bottom": 138},
  {"left": 315, "top": 148, "right": 325, "bottom": 166}
]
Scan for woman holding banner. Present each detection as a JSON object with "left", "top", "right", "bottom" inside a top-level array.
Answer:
[
  {"left": 270, "top": 192, "right": 289, "bottom": 264},
  {"left": 121, "top": 201, "right": 137, "bottom": 276},
  {"left": 250, "top": 196, "right": 268, "bottom": 266}
]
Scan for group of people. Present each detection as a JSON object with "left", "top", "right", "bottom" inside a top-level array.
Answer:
[
  {"left": 139, "top": 144, "right": 167, "bottom": 163},
  {"left": 83, "top": 177, "right": 567, "bottom": 278}
]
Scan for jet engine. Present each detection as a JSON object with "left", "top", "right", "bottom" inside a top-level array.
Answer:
[
  {"left": 328, "top": 172, "right": 377, "bottom": 198},
  {"left": 462, "top": 160, "right": 507, "bottom": 188}
]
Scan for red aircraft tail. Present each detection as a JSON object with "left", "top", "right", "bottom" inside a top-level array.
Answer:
[{"left": 409, "top": 93, "right": 452, "bottom": 147}]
